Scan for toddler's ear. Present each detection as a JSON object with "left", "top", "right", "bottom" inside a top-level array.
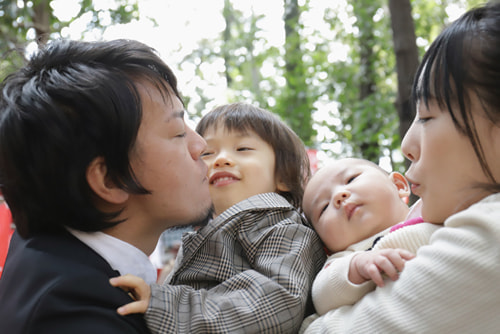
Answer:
[
  {"left": 389, "top": 172, "right": 411, "bottom": 199},
  {"left": 86, "top": 157, "right": 129, "bottom": 204},
  {"left": 276, "top": 179, "right": 291, "bottom": 192}
]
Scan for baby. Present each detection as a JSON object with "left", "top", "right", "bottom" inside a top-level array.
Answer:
[{"left": 302, "top": 158, "right": 440, "bottom": 316}]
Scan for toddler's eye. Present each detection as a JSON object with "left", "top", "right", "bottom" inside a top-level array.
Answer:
[
  {"left": 201, "top": 151, "right": 214, "bottom": 157},
  {"left": 237, "top": 147, "right": 253, "bottom": 151}
]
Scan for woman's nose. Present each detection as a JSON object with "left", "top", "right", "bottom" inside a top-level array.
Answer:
[{"left": 401, "top": 120, "right": 419, "bottom": 162}]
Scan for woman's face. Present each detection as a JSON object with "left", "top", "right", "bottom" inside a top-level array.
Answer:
[{"left": 401, "top": 93, "right": 500, "bottom": 223}]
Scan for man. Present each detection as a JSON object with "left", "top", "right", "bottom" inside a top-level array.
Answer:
[{"left": 0, "top": 39, "right": 212, "bottom": 333}]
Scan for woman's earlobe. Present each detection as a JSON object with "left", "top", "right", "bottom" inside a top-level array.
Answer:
[{"left": 86, "top": 157, "right": 129, "bottom": 204}]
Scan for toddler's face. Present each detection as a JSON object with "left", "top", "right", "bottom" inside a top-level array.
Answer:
[{"left": 201, "top": 127, "right": 287, "bottom": 216}]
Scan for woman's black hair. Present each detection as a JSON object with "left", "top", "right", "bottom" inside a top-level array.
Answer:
[{"left": 413, "top": 3, "right": 500, "bottom": 190}]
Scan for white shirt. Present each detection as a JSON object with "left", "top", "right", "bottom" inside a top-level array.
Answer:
[{"left": 68, "top": 228, "right": 157, "bottom": 284}]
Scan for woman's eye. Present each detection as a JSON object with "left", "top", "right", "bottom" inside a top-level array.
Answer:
[
  {"left": 201, "top": 151, "right": 213, "bottom": 157},
  {"left": 417, "top": 117, "right": 432, "bottom": 123},
  {"left": 237, "top": 147, "right": 252, "bottom": 151}
]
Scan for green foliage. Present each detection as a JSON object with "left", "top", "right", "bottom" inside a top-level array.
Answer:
[
  {"left": 178, "top": 0, "right": 481, "bottom": 171},
  {"left": 275, "top": 0, "right": 316, "bottom": 146},
  {"left": 0, "top": 0, "right": 139, "bottom": 80},
  {"left": 75, "top": 0, "right": 139, "bottom": 34},
  {"left": 180, "top": 0, "right": 318, "bottom": 146},
  {"left": 315, "top": 0, "right": 400, "bottom": 168},
  {"left": 307, "top": 0, "right": 482, "bottom": 171}
]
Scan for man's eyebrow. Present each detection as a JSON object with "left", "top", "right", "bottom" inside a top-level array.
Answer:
[{"left": 167, "top": 109, "right": 185, "bottom": 122}]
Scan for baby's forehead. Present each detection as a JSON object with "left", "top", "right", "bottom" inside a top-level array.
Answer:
[
  {"left": 306, "top": 159, "right": 386, "bottom": 193},
  {"left": 314, "top": 158, "right": 369, "bottom": 177},
  {"left": 322, "top": 158, "right": 383, "bottom": 174}
]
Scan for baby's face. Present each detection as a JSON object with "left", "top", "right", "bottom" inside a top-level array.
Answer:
[{"left": 303, "top": 158, "right": 409, "bottom": 252}]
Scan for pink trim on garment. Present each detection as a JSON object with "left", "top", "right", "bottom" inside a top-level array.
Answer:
[{"left": 390, "top": 216, "right": 425, "bottom": 233}]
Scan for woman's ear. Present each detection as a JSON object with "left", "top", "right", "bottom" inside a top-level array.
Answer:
[
  {"left": 389, "top": 171, "right": 411, "bottom": 199},
  {"left": 86, "top": 157, "right": 129, "bottom": 204}
]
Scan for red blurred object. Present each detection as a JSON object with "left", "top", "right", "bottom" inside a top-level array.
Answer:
[{"left": 0, "top": 202, "right": 14, "bottom": 279}]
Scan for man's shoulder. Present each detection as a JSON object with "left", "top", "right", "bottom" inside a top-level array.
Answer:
[
  {"left": 7, "top": 231, "right": 112, "bottom": 272},
  {"left": 0, "top": 231, "right": 150, "bottom": 334},
  {"left": 0, "top": 231, "right": 117, "bottom": 302}
]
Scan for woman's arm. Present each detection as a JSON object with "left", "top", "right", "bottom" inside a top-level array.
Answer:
[{"left": 305, "top": 203, "right": 500, "bottom": 333}]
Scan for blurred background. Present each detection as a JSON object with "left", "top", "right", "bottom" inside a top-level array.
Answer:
[{"left": 1, "top": 0, "right": 491, "bottom": 171}]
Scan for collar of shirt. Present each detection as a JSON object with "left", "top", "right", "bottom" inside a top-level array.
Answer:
[{"left": 67, "top": 228, "right": 157, "bottom": 284}]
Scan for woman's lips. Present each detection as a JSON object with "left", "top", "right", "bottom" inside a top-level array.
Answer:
[
  {"left": 410, "top": 183, "right": 421, "bottom": 197},
  {"left": 407, "top": 177, "right": 421, "bottom": 196},
  {"left": 405, "top": 175, "right": 421, "bottom": 197}
]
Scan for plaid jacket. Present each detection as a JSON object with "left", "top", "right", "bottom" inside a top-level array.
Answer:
[{"left": 145, "top": 193, "right": 326, "bottom": 333}]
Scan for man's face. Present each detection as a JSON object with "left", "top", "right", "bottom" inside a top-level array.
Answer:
[{"left": 128, "top": 82, "right": 212, "bottom": 234}]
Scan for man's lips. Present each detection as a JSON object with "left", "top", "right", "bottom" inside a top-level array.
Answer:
[{"left": 209, "top": 171, "right": 239, "bottom": 186}]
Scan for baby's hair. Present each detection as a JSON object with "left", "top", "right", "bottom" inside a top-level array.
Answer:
[{"left": 196, "top": 102, "right": 310, "bottom": 209}]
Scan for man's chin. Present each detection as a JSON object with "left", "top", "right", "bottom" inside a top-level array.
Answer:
[
  {"left": 175, "top": 204, "right": 214, "bottom": 230},
  {"left": 191, "top": 206, "right": 214, "bottom": 228}
]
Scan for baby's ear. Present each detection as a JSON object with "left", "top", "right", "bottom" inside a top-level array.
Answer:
[
  {"left": 86, "top": 157, "right": 129, "bottom": 204},
  {"left": 389, "top": 172, "right": 411, "bottom": 199}
]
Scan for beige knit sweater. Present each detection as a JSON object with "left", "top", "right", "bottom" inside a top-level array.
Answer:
[{"left": 302, "top": 193, "right": 500, "bottom": 334}]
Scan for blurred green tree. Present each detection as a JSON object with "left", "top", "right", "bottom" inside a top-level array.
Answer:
[{"left": 0, "top": 0, "right": 139, "bottom": 80}]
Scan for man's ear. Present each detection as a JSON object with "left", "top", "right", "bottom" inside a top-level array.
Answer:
[
  {"left": 389, "top": 171, "right": 411, "bottom": 199},
  {"left": 86, "top": 157, "right": 129, "bottom": 204}
]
